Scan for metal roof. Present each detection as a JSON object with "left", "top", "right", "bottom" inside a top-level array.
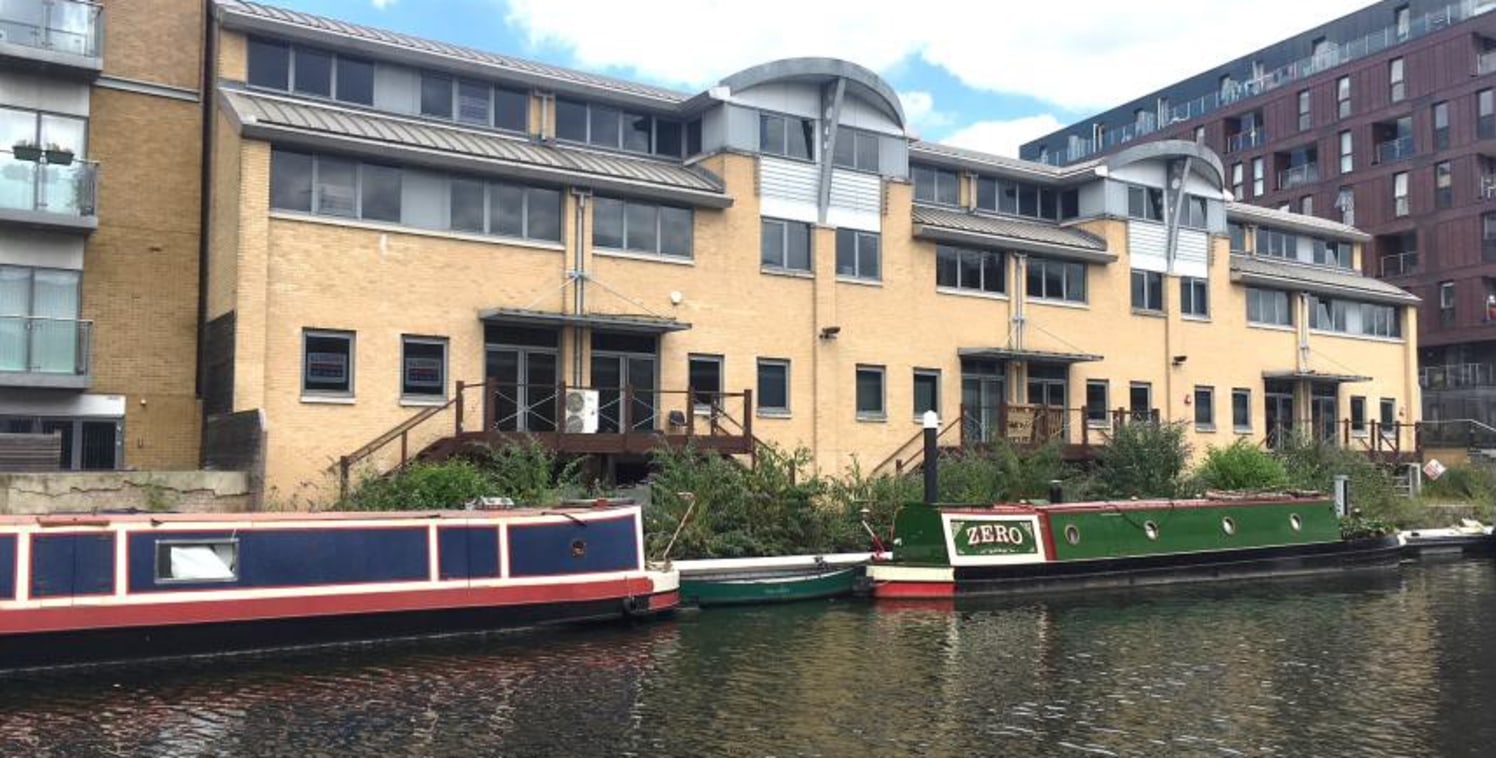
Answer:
[
  {"left": 1262, "top": 370, "right": 1372, "bottom": 384},
  {"left": 221, "top": 89, "right": 730, "bottom": 206},
  {"left": 958, "top": 347, "right": 1103, "bottom": 364},
  {"left": 911, "top": 205, "right": 1113, "bottom": 262},
  {"left": 217, "top": 1, "right": 689, "bottom": 105},
  {"left": 909, "top": 141, "right": 1104, "bottom": 181},
  {"left": 480, "top": 308, "right": 691, "bottom": 334},
  {"left": 1226, "top": 202, "right": 1371, "bottom": 242},
  {"left": 1229, "top": 254, "right": 1419, "bottom": 305}
]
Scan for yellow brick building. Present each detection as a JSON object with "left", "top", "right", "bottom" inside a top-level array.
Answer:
[
  {"left": 1, "top": 0, "right": 203, "bottom": 470},
  {"left": 202, "top": 2, "right": 1420, "bottom": 504}
]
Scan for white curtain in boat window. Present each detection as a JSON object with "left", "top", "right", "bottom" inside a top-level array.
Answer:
[
  {"left": 0, "top": 266, "right": 28, "bottom": 372},
  {"left": 31, "top": 269, "right": 79, "bottom": 373},
  {"left": 168, "top": 544, "right": 238, "bottom": 581}
]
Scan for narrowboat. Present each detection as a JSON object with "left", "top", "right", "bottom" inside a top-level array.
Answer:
[
  {"left": 864, "top": 494, "right": 1402, "bottom": 600},
  {"left": 676, "top": 553, "right": 878, "bottom": 607},
  {"left": 0, "top": 502, "right": 678, "bottom": 669}
]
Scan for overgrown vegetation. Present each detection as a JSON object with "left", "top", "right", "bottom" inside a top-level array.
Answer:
[
  {"left": 338, "top": 440, "right": 586, "bottom": 511},
  {"left": 1094, "top": 421, "right": 1191, "bottom": 498},
  {"left": 1193, "top": 438, "right": 1289, "bottom": 492}
]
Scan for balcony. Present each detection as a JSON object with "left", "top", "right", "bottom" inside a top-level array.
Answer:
[
  {"left": 1422, "top": 363, "right": 1496, "bottom": 389},
  {"left": 1278, "top": 163, "right": 1320, "bottom": 191},
  {"left": 1375, "top": 136, "right": 1416, "bottom": 164},
  {"left": 1380, "top": 250, "right": 1419, "bottom": 277},
  {"left": 1226, "top": 128, "right": 1266, "bottom": 153},
  {"left": 0, "top": 149, "right": 98, "bottom": 232},
  {"left": 0, "top": 316, "right": 92, "bottom": 389},
  {"left": 0, "top": 0, "right": 102, "bottom": 75}
]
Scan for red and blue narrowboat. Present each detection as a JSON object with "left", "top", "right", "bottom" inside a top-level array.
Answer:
[{"left": 0, "top": 502, "right": 677, "bottom": 669}]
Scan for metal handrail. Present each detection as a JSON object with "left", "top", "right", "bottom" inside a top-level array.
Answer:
[
  {"left": 1278, "top": 163, "right": 1319, "bottom": 190},
  {"left": 0, "top": 315, "right": 91, "bottom": 374},
  {"left": 0, "top": 0, "right": 103, "bottom": 58},
  {"left": 1375, "top": 135, "right": 1416, "bottom": 164},
  {"left": 1379, "top": 250, "right": 1419, "bottom": 277},
  {"left": 0, "top": 148, "right": 99, "bottom": 216}
]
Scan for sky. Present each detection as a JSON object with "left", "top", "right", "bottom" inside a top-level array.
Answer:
[{"left": 275, "top": 0, "right": 1375, "bottom": 156}]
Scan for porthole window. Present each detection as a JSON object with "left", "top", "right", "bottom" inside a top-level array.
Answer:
[
  {"left": 1290, "top": 513, "right": 1303, "bottom": 532},
  {"left": 1222, "top": 517, "right": 1237, "bottom": 535},
  {"left": 571, "top": 539, "right": 587, "bottom": 558},
  {"left": 1144, "top": 520, "right": 1160, "bottom": 540},
  {"left": 1064, "top": 524, "right": 1081, "bottom": 545}
]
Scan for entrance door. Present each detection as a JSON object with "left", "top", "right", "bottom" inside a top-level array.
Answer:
[
  {"left": 1310, "top": 382, "right": 1338, "bottom": 443},
  {"left": 485, "top": 347, "right": 558, "bottom": 432},
  {"left": 1025, "top": 365, "right": 1068, "bottom": 443},
  {"left": 961, "top": 367, "right": 1004, "bottom": 444},
  {"left": 1264, "top": 380, "right": 1295, "bottom": 449},
  {"left": 592, "top": 354, "right": 657, "bottom": 432}
]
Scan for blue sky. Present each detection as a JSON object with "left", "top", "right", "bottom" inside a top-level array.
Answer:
[{"left": 270, "top": 0, "right": 1373, "bottom": 155}]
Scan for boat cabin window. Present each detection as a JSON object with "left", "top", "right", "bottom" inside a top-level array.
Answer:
[{"left": 156, "top": 539, "right": 239, "bottom": 583}]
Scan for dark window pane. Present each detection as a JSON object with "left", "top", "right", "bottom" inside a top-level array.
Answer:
[
  {"left": 593, "top": 197, "right": 624, "bottom": 248},
  {"left": 1026, "top": 261, "right": 1044, "bottom": 297},
  {"left": 490, "top": 183, "right": 525, "bottom": 237},
  {"left": 914, "top": 373, "right": 938, "bottom": 414},
  {"left": 857, "top": 133, "right": 880, "bottom": 172},
  {"left": 959, "top": 250, "right": 982, "bottom": 290},
  {"left": 937, "top": 170, "right": 958, "bottom": 205},
  {"left": 304, "top": 333, "right": 352, "bottom": 393},
  {"left": 686, "top": 119, "right": 702, "bottom": 155},
  {"left": 689, "top": 357, "right": 722, "bottom": 407},
  {"left": 857, "top": 233, "right": 880, "bottom": 280},
  {"left": 624, "top": 113, "right": 652, "bottom": 153},
  {"left": 785, "top": 221, "right": 810, "bottom": 271},
  {"left": 977, "top": 177, "right": 996, "bottom": 209},
  {"left": 314, "top": 157, "right": 357, "bottom": 217},
  {"left": 833, "top": 130, "right": 856, "bottom": 168},
  {"left": 625, "top": 202, "right": 658, "bottom": 252},
  {"left": 1040, "top": 189, "right": 1056, "bottom": 219},
  {"left": 247, "top": 38, "right": 290, "bottom": 89},
  {"left": 359, "top": 164, "right": 402, "bottom": 222},
  {"left": 788, "top": 118, "right": 813, "bottom": 160},
  {"left": 420, "top": 73, "right": 452, "bottom": 118},
  {"left": 758, "top": 362, "right": 789, "bottom": 411},
  {"left": 914, "top": 167, "right": 934, "bottom": 202},
  {"left": 457, "top": 80, "right": 490, "bottom": 125},
  {"left": 836, "top": 229, "right": 856, "bottom": 276},
  {"left": 761, "top": 220, "right": 784, "bottom": 266},
  {"left": 1195, "top": 388, "right": 1213, "bottom": 425},
  {"left": 336, "top": 57, "right": 374, "bottom": 105},
  {"left": 982, "top": 252, "right": 1004, "bottom": 293},
  {"left": 760, "top": 114, "right": 784, "bottom": 154},
  {"left": 659, "top": 206, "right": 692, "bottom": 257},
  {"left": 590, "top": 106, "right": 621, "bottom": 148},
  {"left": 526, "top": 188, "right": 561, "bottom": 241},
  {"left": 556, "top": 99, "right": 588, "bottom": 141},
  {"left": 270, "top": 150, "right": 313, "bottom": 212},
  {"left": 401, "top": 340, "right": 445, "bottom": 397},
  {"left": 1061, "top": 190, "right": 1079, "bottom": 219},
  {"left": 450, "top": 179, "right": 485, "bottom": 233},
  {"left": 494, "top": 88, "right": 528, "bottom": 132},
  {"left": 936, "top": 246, "right": 958, "bottom": 287},
  {"left": 293, "top": 48, "right": 333, "bottom": 97},
  {"left": 655, "top": 120, "right": 682, "bottom": 157},
  {"left": 856, "top": 368, "right": 883, "bottom": 414},
  {"left": 1086, "top": 382, "right": 1108, "bottom": 421},
  {"left": 1019, "top": 185, "right": 1039, "bottom": 216}
]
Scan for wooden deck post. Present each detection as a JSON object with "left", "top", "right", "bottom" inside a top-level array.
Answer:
[
  {"left": 743, "top": 388, "right": 753, "bottom": 451},
  {"left": 454, "top": 380, "right": 465, "bottom": 435},
  {"left": 338, "top": 455, "right": 350, "bottom": 500},
  {"left": 483, "top": 378, "right": 496, "bottom": 432},
  {"left": 686, "top": 385, "right": 695, "bottom": 447},
  {"left": 623, "top": 384, "right": 634, "bottom": 445}
]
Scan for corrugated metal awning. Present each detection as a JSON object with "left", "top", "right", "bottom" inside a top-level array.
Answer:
[
  {"left": 480, "top": 308, "right": 690, "bottom": 334},
  {"left": 912, "top": 206, "right": 1113, "bottom": 263},
  {"left": 958, "top": 347, "right": 1103, "bottom": 364},
  {"left": 1230, "top": 255, "right": 1418, "bottom": 306},
  {"left": 1262, "top": 370, "right": 1372, "bottom": 384}
]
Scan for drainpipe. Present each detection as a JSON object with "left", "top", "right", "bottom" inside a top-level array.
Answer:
[
  {"left": 194, "top": 0, "right": 216, "bottom": 405},
  {"left": 571, "top": 189, "right": 588, "bottom": 385}
]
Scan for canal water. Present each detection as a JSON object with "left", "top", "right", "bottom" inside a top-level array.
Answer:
[{"left": 2, "top": 560, "right": 1494, "bottom": 757}]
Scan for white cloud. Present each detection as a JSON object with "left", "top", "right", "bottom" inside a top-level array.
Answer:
[
  {"left": 897, "top": 91, "right": 953, "bottom": 134},
  {"left": 371, "top": 0, "right": 396, "bottom": 8},
  {"left": 501, "top": 0, "right": 1370, "bottom": 111},
  {"left": 941, "top": 115, "right": 1065, "bottom": 158}
]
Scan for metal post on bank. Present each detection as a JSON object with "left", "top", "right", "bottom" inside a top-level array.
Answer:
[
  {"left": 923, "top": 410, "right": 939, "bottom": 505},
  {"left": 1334, "top": 474, "right": 1350, "bottom": 518}
]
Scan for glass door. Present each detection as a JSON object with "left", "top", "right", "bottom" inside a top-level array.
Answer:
[
  {"left": 485, "top": 347, "right": 557, "bottom": 432},
  {"left": 961, "top": 373, "right": 1004, "bottom": 444},
  {"left": 591, "top": 353, "right": 657, "bottom": 433},
  {"left": 1264, "top": 380, "right": 1295, "bottom": 449},
  {"left": 1311, "top": 383, "right": 1338, "bottom": 443}
]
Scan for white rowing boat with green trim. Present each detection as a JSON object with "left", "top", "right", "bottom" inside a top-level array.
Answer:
[{"left": 675, "top": 553, "right": 884, "bottom": 607}]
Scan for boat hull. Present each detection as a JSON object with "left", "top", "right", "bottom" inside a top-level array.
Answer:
[{"left": 681, "top": 567, "right": 860, "bottom": 607}]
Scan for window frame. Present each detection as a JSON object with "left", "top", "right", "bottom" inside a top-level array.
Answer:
[
  {"left": 302, "top": 328, "right": 355, "bottom": 399},
  {"left": 756, "top": 358, "right": 791, "bottom": 416},
  {"left": 833, "top": 127, "right": 881, "bottom": 173},
  {"left": 688, "top": 354, "right": 724, "bottom": 413},
  {"left": 1232, "top": 388, "right": 1252, "bottom": 432},
  {"left": 1389, "top": 58, "right": 1406, "bottom": 102},
  {"left": 1297, "top": 89, "right": 1311, "bottom": 131},
  {"left": 855, "top": 364, "right": 887, "bottom": 421},
  {"left": 760, "top": 217, "right": 812, "bottom": 273},
  {"left": 1339, "top": 130, "right": 1353, "bottom": 174},
  {"left": 914, "top": 165, "right": 961, "bottom": 206},
  {"left": 1350, "top": 395, "right": 1367, "bottom": 434},
  {"left": 1130, "top": 269, "right": 1164, "bottom": 312},
  {"left": 1434, "top": 161, "right": 1453, "bottom": 209},
  {"left": 1247, "top": 287, "right": 1294, "bottom": 327},
  {"left": 1194, "top": 385, "right": 1215, "bottom": 431},
  {"left": 1026, "top": 256, "right": 1087, "bottom": 304},
  {"left": 912, "top": 368, "right": 941, "bottom": 421},
  {"left": 246, "top": 37, "right": 375, "bottom": 107},
  {"left": 1126, "top": 185, "right": 1164, "bottom": 222},
  {"left": 1337, "top": 75, "right": 1351, "bottom": 118},
  {"left": 935, "top": 245, "right": 1005, "bottom": 295},
  {"left": 593, "top": 196, "right": 694, "bottom": 259},
  {"left": 556, "top": 98, "right": 678, "bottom": 156},
  {"left": 1085, "top": 379, "right": 1110, "bottom": 426},
  {"left": 400, "top": 335, "right": 448, "bottom": 402},
  {"left": 758, "top": 111, "right": 815, "bottom": 161},
  {"left": 1180, "top": 276, "right": 1209, "bottom": 318},
  {"left": 1393, "top": 171, "right": 1410, "bottom": 217},
  {"left": 835, "top": 229, "right": 881, "bottom": 282}
]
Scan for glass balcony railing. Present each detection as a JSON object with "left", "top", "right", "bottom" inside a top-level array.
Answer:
[
  {"left": 0, "top": 0, "right": 102, "bottom": 59},
  {"left": 1380, "top": 251, "right": 1419, "bottom": 277},
  {"left": 1226, "top": 129, "right": 1266, "bottom": 153},
  {"left": 1278, "top": 163, "right": 1320, "bottom": 190},
  {"left": 1375, "top": 136, "right": 1416, "bottom": 164},
  {"left": 1422, "top": 363, "right": 1496, "bottom": 389},
  {"left": 0, "top": 149, "right": 98, "bottom": 219},
  {"left": 0, "top": 316, "right": 91, "bottom": 377}
]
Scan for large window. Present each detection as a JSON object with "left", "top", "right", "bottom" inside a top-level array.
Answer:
[
  {"left": 400, "top": 336, "right": 447, "bottom": 400},
  {"left": 1180, "top": 196, "right": 1208, "bottom": 229},
  {"left": 1256, "top": 228, "right": 1297, "bottom": 258},
  {"left": 303, "top": 329, "right": 354, "bottom": 397},
  {"left": 913, "top": 165, "right": 959, "bottom": 205},
  {"left": 1180, "top": 277, "right": 1208, "bottom": 317},
  {"left": 913, "top": 369, "right": 940, "bottom": 418},
  {"left": 556, "top": 99, "right": 679, "bottom": 157},
  {"left": 1027, "top": 257, "right": 1086, "bottom": 303},
  {"left": 1085, "top": 380, "right": 1109, "bottom": 424},
  {"left": 1389, "top": 58, "right": 1405, "bottom": 103},
  {"left": 0, "top": 265, "right": 82, "bottom": 375},
  {"left": 1433, "top": 102, "right": 1450, "bottom": 150},
  {"left": 1194, "top": 386, "right": 1215, "bottom": 430},
  {"left": 1126, "top": 185, "right": 1163, "bottom": 221},
  {"left": 1247, "top": 287, "right": 1293, "bottom": 326},
  {"left": 1480, "top": 89, "right": 1494, "bottom": 139},
  {"left": 1350, "top": 395, "right": 1367, "bottom": 433},
  {"left": 1231, "top": 162, "right": 1244, "bottom": 200},
  {"left": 1232, "top": 388, "right": 1251, "bottom": 431},
  {"left": 1312, "top": 239, "right": 1351, "bottom": 268},
  {"left": 761, "top": 218, "right": 812, "bottom": 272},
  {"left": 1485, "top": 213, "right": 1496, "bottom": 262},
  {"left": 1435, "top": 161, "right": 1453, "bottom": 209},
  {"left": 420, "top": 73, "right": 527, "bottom": 132},
  {"left": 1336, "top": 186, "right": 1355, "bottom": 226},
  {"left": 1252, "top": 157, "right": 1265, "bottom": 197},
  {"left": 759, "top": 112, "right": 814, "bottom": 161},
  {"left": 594, "top": 197, "right": 693, "bottom": 258},
  {"left": 688, "top": 354, "right": 723, "bottom": 411},
  {"left": 835, "top": 229, "right": 880, "bottom": 281},
  {"left": 757, "top": 359, "right": 790, "bottom": 415},
  {"left": 1308, "top": 296, "right": 1402, "bottom": 338},
  {"left": 1339, "top": 131, "right": 1353, "bottom": 174},
  {"left": 1337, "top": 75, "right": 1351, "bottom": 118},
  {"left": 1131, "top": 270, "right": 1163, "bottom": 312},
  {"left": 975, "top": 177, "right": 1067, "bottom": 220},
  {"left": 936, "top": 245, "right": 1004, "bottom": 294},
  {"left": 247, "top": 38, "right": 374, "bottom": 106},
  {"left": 855, "top": 365, "right": 886, "bottom": 420},
  {"left": 833, "top": 128, "right": 880, "bottom": 172},
  {"left": 1297, "top": 90, "right": 1311, "bottom": 131},
  {"left": 1229, "top": 222, "right": 1247, "bottom": 253}
]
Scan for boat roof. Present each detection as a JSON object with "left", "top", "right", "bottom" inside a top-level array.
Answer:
[
  {"left": 936, "top": 494, "right": 1329, "bottom": 515},
  {"left": 0, "top": 503, "right": 638, "bottom": 527}
]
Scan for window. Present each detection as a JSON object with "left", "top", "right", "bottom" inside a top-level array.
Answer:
[
  {"left": 1433, "top": 161, "right": 1454, "bottom": 209},
  {"left": 1300, "top": 195, "right": 1314, "bottom": 216},
  {"left": 688, "top": 355, "right": 723, "bottom": 411},
  {"left": 833, "top": 128, "right": 880, "bottom": 172},
  {"left": 686, "top": 119, "right": 703, "bottom": 156},
  {"left": 761, "top": 218, "right": 812, "bottom": 272},
  {"left": 1313, "top": 239, "right": 1350, "bottom": 268},
  {"left": 1393, "top": 172, "right": 1409, "bottom": 217},
  {"left": 1027, "top": 257, "right": 1086, "bottom": 303},
  {"left": 1180, "top": 277, "right": 1208, "bottom": 317},
  {"left": 473, "top": 182, "right": 561, "bottom": 242},
  {"left": 1485, "top": 213, "right": 1496, "bottom": 262},
  {"left": 1380, "top": 398, "right": 1396, "bottom": 431},
  {"left": 835, "top": 229, "right": 880, "bottom": 281},
  {"left": 936, "top": 245, "right": 1004, "bottom": 294},
  {"left": 401, "top": 336, "right": 447, "bottom": 400},
  {"left": 1256, "top": 227, "right": 1297, "bottom": 258},
  {"left": 1129, "top": 382, "right": 1153, "bottom": 421},
  {"left": 1229, "top": 222, "right": 1247, "bottom": 253},
  {"left": 455, "top": 79, "right": 491, "bottom": 125},
  {"left": 757, "top": 359, "right": 790, "bottom": 415},
  {"left": 1389, "top": 58, "right": 1405, "bottom": 103},
  {"left": 1181, "top": 196, "right": 1208, "bottom": 229},
  {"left": 1336, "top": 186, "right": 1355, "bottom": 225},
  {"left": 1481, "top": 89, "right": 1495, "bottom": 139},
  {"left": 556, "top": 99, "right": 676, "bottom": 155},
  {"left": 556, "top": 99, "right": 587, "bottom": 142},
  {"left": 593, "top": 197, "right": 693, "bottom": 258},
  {"left": 1252, "top": 157, "right": 1265, "bottom": 197},
  {"left": 1350, "top": 396, "right": 1367, "bottom": 433},
  {"left": 759, "top": 112, "right": 814, "bottom": 160},
  {"left": 494, "top": 88, "right": 530, "bottom": 132},
  {"left": 293, "top": 48, "right": 332, "bottom": 97},
  {"left": 269, "top": 150, "right": 313, "bottom": 212},
  {"left": 975, "top": 177, "right": 1058, "bottom": 220},
  {"left": 1247, "top": 288, "right": 1293, "bottom": 326},
  {"left": 312, "top": 157, "right": 356, "bottom": 217},
  {"left": 1194, "top": 386, "right": 1215, "bottom": 430},
  {"left": 1395, "top": 5, "right": 1410, "bottom": 38},
  {"left": 1231, "top": 162, "right": 1244, "bottom": 200},
  {"left": 1337, "top": 76, "right": 1351, "bottom": 118},
  {"left": 358, "top": 163, "right": 401, "bottom": 223},
  {"left": 1232, "top": 388, "right": 1251, "bottom": 431},
  {"left": 1085, "top": 380, "right": 1109, "bottom": 424},
  {"left": 1339, "top": 131, "right": 1353, "bottom": 174},
  {"left": 1440, "top": 281, "right": 1456, "bottom": 325},
  {"left": 303, "top": 329, "right": 354, "bottom": 396},
  {"left": 1194, "top": 125, "right": 1206, "bottom": 144},
  {"left": 247, "top": 38, "right": 290, "bottom": 89},
  {"left": 1131, "top": 270, "right": 1163, "bottom": 312},
  {"left": 1127, "top": 185, "right": 1164, "bottom": 221},
  {"left": 1297, "top": 90, "right": 1311, "bottom": 131},
  {"left": 246, "top": 39, "right": 374, "bottom": 107},
  {"left": 420, "top": 72, "right": 453, "bottom": 119},
  {"left": 913, "top": 369, "right": 940, "bottom": 418},
  {"left": 1433, "top": 102, "right": 1450, "bottom": 150},
  {"left": 0, "top": 265, "right": 82, "bottom": 376},
  {"left": 914, "top": 166, "right": 959, "bottom": 205},
  {"left": 155, "top": 540, "right": 239, "bottom": 583},
  {"left": 855, "top": 365, "right": 886, "bottom": 420},
  {"left": 1308, "top": 295, "right": 1401, "bottom": 337}
]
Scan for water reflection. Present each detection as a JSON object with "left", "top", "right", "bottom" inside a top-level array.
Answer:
[{"left": 1, "top": 562, "right": 1493, "bottom": 757}]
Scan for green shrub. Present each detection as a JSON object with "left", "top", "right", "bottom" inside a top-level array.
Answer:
[
  {"left": 1194, "top": 439, "right": 1289, "bottom": 491},
  {"left": 1423, "top": 462, "right": 1496, "bottom": 505},
  {"left": 465, "top": 439, "right": 586, "bottom": 505},
  {"left": 1096, "top": 421, "right": 1191, "bottom": 498},
  {"left": 341, "top": 458, "right": 492, "bottom": 511},
  {"left": 1340, "top": 513, "right": 1396, "bottom": 540},
  {"left": 1274, "top": 432, "right": 1400, "bottom": 523}
]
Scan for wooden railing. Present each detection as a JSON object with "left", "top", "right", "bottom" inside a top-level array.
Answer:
[{"left": 336, "top": 396, "right": 460, "bottom": 499}]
